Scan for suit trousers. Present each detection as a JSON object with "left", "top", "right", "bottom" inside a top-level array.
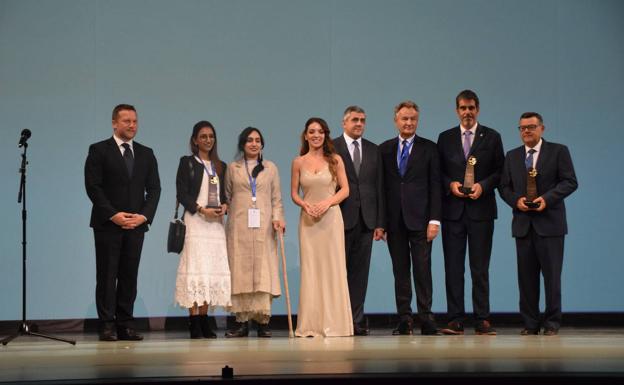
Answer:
[
  {"left": 344, "top": 211, "right": 373, "bottom": 325},
  {"left": 94, "top": 229, "right": 145, "bottom": 330},
  {"left": 515, "top": 225, "right": 564, "bottom": 330},
  {"left": 441, "top": 213, "right": 494, "bottom": 322},
  {"left": 387, "top": 217, "right": 434, "bottom": 323}
]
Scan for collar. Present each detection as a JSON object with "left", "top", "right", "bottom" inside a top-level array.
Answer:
[
  {"left": 524, "top": 138, "right": 543, "bottom": 153},
  {"left": 113, "top": 134, "right": 133, "bottom": 148},
  {"left": 343, "top": 133, "right": 362, "bottom": 147},
  {"left": 460, "top": 122, "right": 478, "bottom": 135},
  {"left": 397, "top": 134, "right": 416, "bottom": 144}
]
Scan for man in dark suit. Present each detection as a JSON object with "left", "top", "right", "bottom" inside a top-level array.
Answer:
[
  {"left": 500, "top": 112, "right": 577, "bottom": 336},
  {"left": 85, "top": 104, "right": 161, "bottom": 341},
  {"left": 333, "top": 105, "right": 385, "bottom": 336},
  {"left": 379, "top": 100, "right": 442, "bottom": 335},
  {"left": 437, "top": 90, "right": 504, "bottom": 335}
]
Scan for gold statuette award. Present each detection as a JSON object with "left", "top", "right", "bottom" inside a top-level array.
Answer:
[
  {"left": 524, "top": 168, "right": 540, "bottom": 209},
  {"left": 460, "top": 156, "right": 477, "bottom": 195}
]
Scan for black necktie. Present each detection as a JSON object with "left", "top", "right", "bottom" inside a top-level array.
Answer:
[
  {"left": 122, "top": 143, "right": 134, "bottom": 177},
  {"left": 352, "top": 140, "right": 361, "bottom": 177}
]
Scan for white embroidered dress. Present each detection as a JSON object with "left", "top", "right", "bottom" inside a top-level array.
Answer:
[{"left": 175, "top": 159, "right": 232, "bottom": 310}]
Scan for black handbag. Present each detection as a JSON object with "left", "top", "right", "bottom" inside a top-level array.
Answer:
[{"left": 167, "top": 200, "right": 185, "bottom": 254}]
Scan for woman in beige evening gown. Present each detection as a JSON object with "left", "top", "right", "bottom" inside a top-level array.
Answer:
[{"left": 291, "top": 117, "right": 353, "bottom": 337}]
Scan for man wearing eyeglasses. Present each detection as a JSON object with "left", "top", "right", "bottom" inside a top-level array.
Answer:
[{"left": 500, "top": 112, "right": 577, "bottom": 336}]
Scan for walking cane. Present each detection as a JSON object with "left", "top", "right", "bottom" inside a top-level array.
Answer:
[{"left": 278, "top": 231, "right": 294, "bottom": 338}]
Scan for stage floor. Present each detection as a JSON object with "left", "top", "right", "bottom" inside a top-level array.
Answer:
[{"left": 1, "top": 327, "right": 624, "bottom": 384}]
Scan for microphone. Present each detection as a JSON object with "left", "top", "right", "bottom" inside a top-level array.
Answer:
[{"left": 18, "top": 129, "right": 31, "bottom": 147}]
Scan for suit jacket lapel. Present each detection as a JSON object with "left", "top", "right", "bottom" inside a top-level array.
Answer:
[
  {"left": 514, "top": 146, "right": 527, "bottom": 192},
  {"left": 450, "top": 126, "right": 466, "bottom": 164},
  {"left": 108, "top": 137, "right": 132, "bottom": 180},
  {"left": 360, "top": 140, "right": 374, "bottom": 175},
  {"left": 535, "top": 139, "right": 548, "bottom": 172},
  {"left": 405, "top": 136, "right": 423, "bottom": 175},
  {"left": 336, "top": 136, "right": 358, "bottom": 179},
  {"left": 469, "top": 125, "right": 486, "bottom": 156}
]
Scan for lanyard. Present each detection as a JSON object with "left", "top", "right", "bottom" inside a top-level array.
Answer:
[
  {"left": 244, "top": 159, "right": 258, "bottom": 202},
  {"left": 195, "top": 156, "right": 216, "bottom": 177},
  {"left": 396, "top": 138, "right": 413, "bottom": 166}
]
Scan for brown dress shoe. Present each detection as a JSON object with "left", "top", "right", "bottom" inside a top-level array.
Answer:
[
  {"left": 520, "top": 328, "right": 539, "bottom": 335},
  {"left": 543, "top": 328, "right": 559, "bottom": 336},
  {"left": 475, "top": 320, "right": 497, "bottom": 335},
  {"left": 441, "top": 321, "right": 464, "bottom": 335}
]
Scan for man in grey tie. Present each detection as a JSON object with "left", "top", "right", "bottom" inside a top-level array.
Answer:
[
  {"left": 437, "top": 90, "right": 504, "bottom": 335},
  {"left": 333, "top": 105, "right": 385, "bottom": 335}
]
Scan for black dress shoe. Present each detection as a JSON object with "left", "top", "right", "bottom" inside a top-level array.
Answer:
[
  {"left": 353, "top": 323, "right": 370, "bottom": 336},
  {"left": 440, "top": 321, "right": 464, "bottom": 335},
  {"left": 257, "top": 323, "right": 272, "bottom": 338},
  {"left": 99, "top": 329, "right": 117, "bottom": 341},
  {"left": 117, "top": 327, "right": 143, "bottom": 341},
  {"left": 392, "top": 320, "right": 413, "bottom": 335},
  {"left": 421, "top": 321, "right": 440, "bottom": 336},
  {"left": 520, "top": 328, "right": 539, "bottom": 335},
  {"left": 225, "top": 322, "right": 249, "bottom": 338}
]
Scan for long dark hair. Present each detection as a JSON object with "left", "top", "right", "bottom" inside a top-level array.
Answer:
[
  {"left": 189, "top": 120, "right": 223, "bottom": 175},
  {"left": 300, "top": 117, "right": 338, "bottom": 181},
  {"left": 237, "top": 126, "right": 265, "bottom": 178}
]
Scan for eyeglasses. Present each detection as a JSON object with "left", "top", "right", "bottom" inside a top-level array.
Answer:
[{"left": 518, "top": 124, "right": 540, "bottom": 132}]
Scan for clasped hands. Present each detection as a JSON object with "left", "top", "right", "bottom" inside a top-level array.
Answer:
[
  {"left": 198, "top": 204, "right": 228, "bottom": 219},
  {"left": 112, "top": 212, "right": 146, "bottom": 229},
  {"left": 516, "top": 196, "right": 546, "bottom": 212},
  {"left": 302, "top": 200, "right": 331, "bottom": 219},
  {"left": 450, "top": 181, "right": 482, "bottom": 200}
]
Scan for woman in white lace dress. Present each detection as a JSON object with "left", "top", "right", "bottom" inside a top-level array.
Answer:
[{"left": 175, "top": 121, "right": 231, "bottom": 338}]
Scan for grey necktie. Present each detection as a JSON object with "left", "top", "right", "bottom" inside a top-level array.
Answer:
[
  {"left": 122, "top": 143, "right": 134, "bottom": 177},
  {"left": 352, "top": 140, "right": 361, "bottom": 177},
  {"left": 463, "top": 131, "right": 472, "bottom": 160}
]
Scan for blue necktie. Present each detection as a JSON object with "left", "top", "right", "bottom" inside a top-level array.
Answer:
[
  {"left": 399, "top": 140, "right": 409, "bottom": 176},
  {"left": 122, "top": 143, "right": 134, "bottom": 177},
  {"left": 525, "top": 148, "right": 536, "bottom": 170}
]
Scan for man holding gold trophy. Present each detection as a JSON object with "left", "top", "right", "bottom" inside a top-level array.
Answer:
[
  {"left": 500, "top": 112, "right": 578, "bottom": 336},
  {"left": 437, "top": 90, "right": 504, "bottom": 335}
]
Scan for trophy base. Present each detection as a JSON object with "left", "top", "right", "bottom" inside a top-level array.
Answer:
[
  {"left": 524, "top": 200, "right": 540, "bottom": 209},
  {"left": 459, "top": 186, "right": 473, "bottom": 195}
]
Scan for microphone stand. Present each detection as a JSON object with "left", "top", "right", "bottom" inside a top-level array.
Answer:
[{"left": 1, "top": 141, "right": 75, "bottom": 345}]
